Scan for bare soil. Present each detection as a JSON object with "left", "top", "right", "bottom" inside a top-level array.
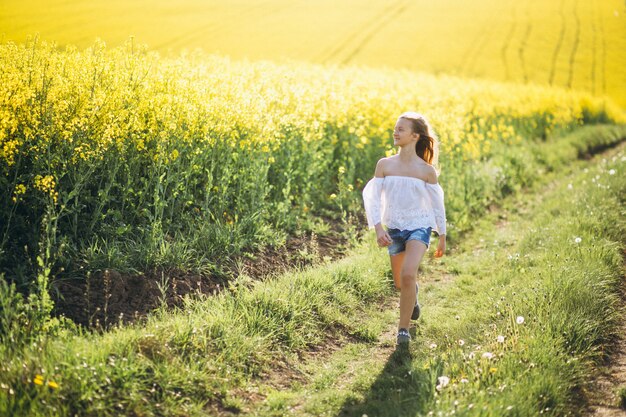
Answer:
[
  {"left": 51, "top": 227, "right": 354, "bottom": 329},
  {"left": 585, "top": 263, "right": 626, "bottom": 416}
]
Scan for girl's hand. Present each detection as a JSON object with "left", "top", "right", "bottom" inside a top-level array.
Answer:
[
  {"left": 434, "top": 235, "right": 446, "bottom": 258},
  {"left": 375, "top": 225, "right": 392, "bottom": 247}
]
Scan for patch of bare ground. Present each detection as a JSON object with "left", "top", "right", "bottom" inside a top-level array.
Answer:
[
  {"left": 585, "top": 269, "right": 626, "bottom": 417},
  {"left": 51, "top": 222, "right": 357, "bottom": 329}
]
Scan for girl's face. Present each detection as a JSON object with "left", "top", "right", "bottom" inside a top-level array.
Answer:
[{"left": 393, "top": 118, "right": 418, "bottom": 147}]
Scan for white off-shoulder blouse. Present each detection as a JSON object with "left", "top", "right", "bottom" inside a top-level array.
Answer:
[{"left": 362, "top": 176, "right": 447, "bottom": 235}]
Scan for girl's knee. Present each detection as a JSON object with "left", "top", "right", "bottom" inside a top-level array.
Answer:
[{"left": 400, "top": 272, "right": 415, "bottom": 287}]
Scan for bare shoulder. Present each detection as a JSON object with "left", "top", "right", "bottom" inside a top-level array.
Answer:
[
  {"left": 424, "top": 164, "right": 439, "bottom": 184},
  {"left": 374, "top": 156, "right": 394, "bottom": 177}
]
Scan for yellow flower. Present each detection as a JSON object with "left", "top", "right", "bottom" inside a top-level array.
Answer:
[
  {"left": 14, "top": 184, "right": 26, "bottom": 195},
  {"left": 489, "top": 367, "right": 498, "bottom": 374},
  {"left": 47, "top": 380, "right": 59, "bottom": 389},
  {"left": 33, "top": 375, "right": 44, "bottom": 385},
  {"left": 329, "top": 193, "right": 337, "bottom": 200}
]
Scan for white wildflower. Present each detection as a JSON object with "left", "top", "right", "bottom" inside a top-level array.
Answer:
[
  {"left": 609, "top": 169, "right": 616, "bottom": 175},
  {"left": 516, "top": 316, "right": 525, "bottom": 324},
  {"left": 482, "top": 352, "right": 494, "bottom": 359},
  {"left": 497, "top": 335, "right": 505, "bottom": 343},
  {"left": 458, "top": 339, "right": 465, "bottom": 346},
  {"left": 574, "top": 237, "right": 582, "bottom": 244}
]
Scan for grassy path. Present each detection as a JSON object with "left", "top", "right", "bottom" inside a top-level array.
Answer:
[{"left": 243, "top": 142, "right": 626, "bottom": 417}]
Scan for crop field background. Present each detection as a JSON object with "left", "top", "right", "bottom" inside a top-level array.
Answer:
[
  {"left": 1, "top": 0, "right": 625, "bottom": 107},
  {"left": 2, "top": 1, "right": 626, "bottom": 416}
]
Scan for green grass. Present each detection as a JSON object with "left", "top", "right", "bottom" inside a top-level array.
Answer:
[
  {"left": 1, "top": 133, "right": 624, "bottom": 416},
  {"left": 251, "top": 144, "right": 626, "bottom": 416}
]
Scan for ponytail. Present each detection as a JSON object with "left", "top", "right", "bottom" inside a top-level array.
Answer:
[
  {"left": 415, "top": 134, "right": 435, "bottom": 165},
  {"left": 399, "top": 112, "right": 439, "bottom": 167}
]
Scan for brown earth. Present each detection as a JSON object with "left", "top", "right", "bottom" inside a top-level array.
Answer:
[
  {"left": 585, "top": 259, "right": 626, "bottom": 417},
  {"left": 51, "top": 226, "right": 356, "bottom": 329}
]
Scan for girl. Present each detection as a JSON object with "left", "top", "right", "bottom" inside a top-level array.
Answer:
[{"left": 362, "top": 112, "right": 446, "bottom": 345}]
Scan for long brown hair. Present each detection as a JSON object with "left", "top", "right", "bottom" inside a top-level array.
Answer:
[{"left": 399, "top": 112, "right": 439, "bottom": 166}]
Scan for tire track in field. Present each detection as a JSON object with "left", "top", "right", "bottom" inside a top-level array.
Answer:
[
  {"left": 465, "top": 10, "right": 500, "bottom": 76},
  {"left": 316, "top": 0, "right": 408, "bottom": 65},
  {"left": 566, "top": 0, "right": 580, "bottom": 89},
  {"left": 500, "top": 0, "right": 517, "bottom": 81},
  {"left": 597, "top": 0, "right": 607, "bottom": 95},
  {"left": 152, "top": 0, "right": 282, "bottom": 51},
  {"left": 590, "top": 0, "right": 597, "bottom": 95},
  {"left": 458, "top": 21, "right": 486, "bottom": 75},
  {"left": 517, "top": 0, "right": 534, "bottom": 84},
  {"left": 339, "top": 0, "right": 411, "bottom": 65},
  {"left": 548, "top": 0, "right": 567, "bottom": 86},
  {"left": 459, "top": 5, "right": 499, "bottom": 76},
  {"left": 183, "top": 1, "right": 299, "bottom": 51}
]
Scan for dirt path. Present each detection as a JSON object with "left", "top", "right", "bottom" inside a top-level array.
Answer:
[{"left": 586, "top": 283, "right": 626, "bottom": 416}]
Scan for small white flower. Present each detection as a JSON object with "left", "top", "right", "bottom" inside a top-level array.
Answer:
[
  {"left": 482, "top": 352, "right": 494, "bottom": 359},
  {"left": 516, "top": 316, "right": 525, "bottom": 324},
  {"left": 468, "top": 352, "right": 476, "bottom": 359},
  {"left": 455, "top": 315, "right": 460, "bottom": 320},
  {"left": 497, "top": 335, "right": 505, "bottom": 343},
  {"left": 458, "top": 339, "right": 465, "bottom": 346},
  {"left": 568, "top": 183, "right": 573, "bottom": 189},
  {"left": 461, "top": 378, "right": 469, "bottom": 383},
  {"left": 609, "top": 169, "right": 616, "bottom": 175},
  {"left": 574, "top": 237, "right": 582, "bottom": 244},
  {"left": 507, "top": 406, "right": 513, "bottom": 411},
  {"left": 437, "top": 376, "right": 450, "bottom": 387},
  {"left": 454, "top": 400, "right": 459, "bottom": 406},
  {"left": 430, "top": 343, "right": 437, "bottom": 349}
]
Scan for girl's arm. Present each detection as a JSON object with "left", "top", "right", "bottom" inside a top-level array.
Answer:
[
  {"left": 363, "top": 159, "right": 392, "bottom": 247},
  {"left": 426, "top": 169, "right": 447, "bottom": 257}
]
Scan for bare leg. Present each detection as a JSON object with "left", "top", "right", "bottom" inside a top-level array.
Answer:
[
  {"left": 398, "top": 240, "right": 427, "bottom": 330},
  {"left": 390, "top": 252, "right": 405, "bottom": 290}
]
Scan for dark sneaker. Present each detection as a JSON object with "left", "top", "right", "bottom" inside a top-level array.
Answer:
[
  {"left": 411, "top": 283, "right": 421, "bottom": 320},
  {"left": 397, "top": 328, "right": 411, "bottom": 344}
]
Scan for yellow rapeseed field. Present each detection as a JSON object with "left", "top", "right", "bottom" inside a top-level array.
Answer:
[
  {"left": 1, "top": 0, "right": 624, "bottom": 106},
  {"left": 0, "top": 39, "right": 623, "bottom": 245}
]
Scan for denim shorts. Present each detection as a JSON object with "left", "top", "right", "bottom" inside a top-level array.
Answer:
[{"left": 387, "top": 227, "right": 432, "bottom": 255}]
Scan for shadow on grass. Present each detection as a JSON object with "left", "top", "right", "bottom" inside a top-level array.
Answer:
[{"left": 336, "top": 342, "right": 434, "bottom": 417}]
